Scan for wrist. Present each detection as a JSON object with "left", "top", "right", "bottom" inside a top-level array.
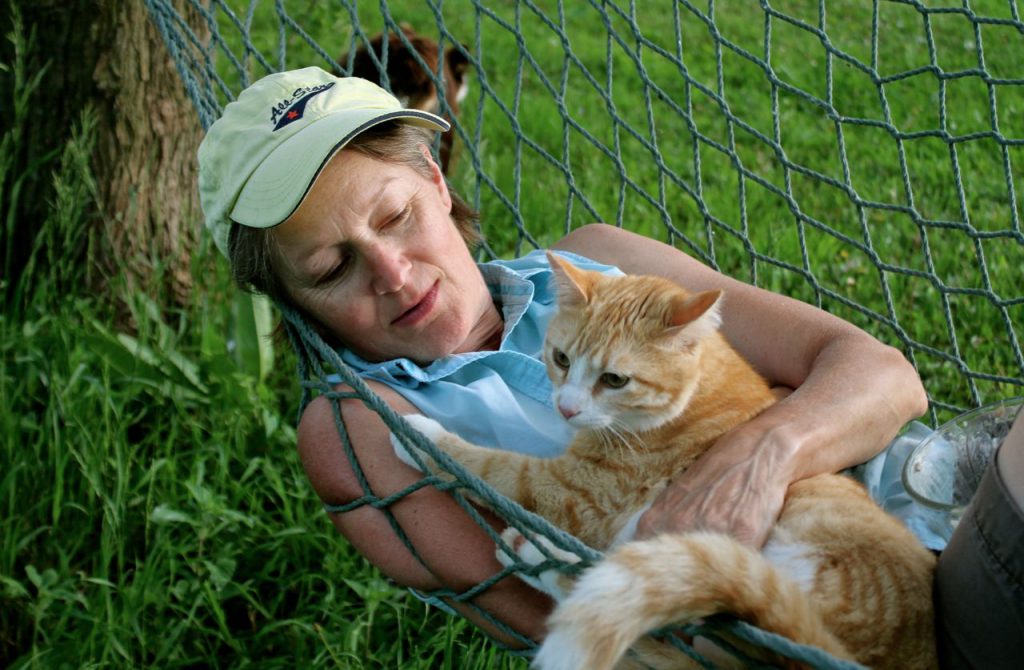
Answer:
[{"left": 723, "top": 408, "right": 811, "bottom": 487}]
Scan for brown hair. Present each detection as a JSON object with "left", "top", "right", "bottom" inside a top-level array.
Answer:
[{"left": 227, "top": 122, "right": 480, "bottom": 310}]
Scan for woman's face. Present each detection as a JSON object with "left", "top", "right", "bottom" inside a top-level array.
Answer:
[{"left": 272, "top": 148, "right": 500, "bottom": 364}]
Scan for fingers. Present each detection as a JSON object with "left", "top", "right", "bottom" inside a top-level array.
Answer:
[{"left": 634, "top": 472, "right": 785, "bottom": 548}]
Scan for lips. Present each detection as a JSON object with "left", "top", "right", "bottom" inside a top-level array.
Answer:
[{"left": 391, "top": 281, "right": 439, "bottom": 327}]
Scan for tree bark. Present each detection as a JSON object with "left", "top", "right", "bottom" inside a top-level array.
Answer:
[
  {"left": 93, "top": 0, "right": 205, "bottom": 302},
  {"left": 1, "top": 0, "right": 205, "bottom": 306}
]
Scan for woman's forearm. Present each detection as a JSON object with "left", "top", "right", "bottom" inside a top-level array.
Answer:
[{"left": 755, "top": 332, "right": 928, "bottom": 483}]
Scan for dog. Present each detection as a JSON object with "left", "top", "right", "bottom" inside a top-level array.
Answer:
[{"left": 341, "top": 24, "right": 470, "bottom": 174}]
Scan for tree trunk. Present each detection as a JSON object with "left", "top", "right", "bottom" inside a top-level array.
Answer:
[
  {"left": 93, "top": 0, "right": 205, "bottom": 302},
  {"left": 1, "top": 0, "right": 204, "bottom": 307}
]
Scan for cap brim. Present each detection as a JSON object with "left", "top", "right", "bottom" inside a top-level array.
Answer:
[{"left": 230, "top": 109, "right": 449, "bottom": 229}]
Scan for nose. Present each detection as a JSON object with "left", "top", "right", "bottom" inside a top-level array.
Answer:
[
  {"left": 558, "top": 403, "right": 580, "bottom": 420},
  {"left": 367, "top": 241, "right": 411, "bottom": 296}
]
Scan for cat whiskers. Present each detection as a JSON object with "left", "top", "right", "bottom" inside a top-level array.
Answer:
[{"left": 600, "top": 420, "right": 647, "bottom": 458}]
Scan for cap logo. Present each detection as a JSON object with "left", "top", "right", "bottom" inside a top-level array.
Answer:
[{"left": 271, "top": 82, "right": 335, "bottom": 131}]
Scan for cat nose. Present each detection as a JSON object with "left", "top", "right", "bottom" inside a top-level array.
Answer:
[{"left": 558, "top": 404, "right": 580, "bottom": 420}]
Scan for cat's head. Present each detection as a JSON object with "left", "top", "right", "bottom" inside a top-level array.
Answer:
[{"left": 544, "top": 252, "right": 722, "bottom": 433}]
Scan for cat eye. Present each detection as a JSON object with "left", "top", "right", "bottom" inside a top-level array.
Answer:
[
  {"left": 552, "top": 349, "right": 571, "bottom": 369},
  {"left": 601, "top": 372, "right": 630, "bottom": 389}
]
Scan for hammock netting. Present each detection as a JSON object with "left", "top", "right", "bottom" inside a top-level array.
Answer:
[{"left": 148, "top": 1, "right": 1024, "bottom": 667}]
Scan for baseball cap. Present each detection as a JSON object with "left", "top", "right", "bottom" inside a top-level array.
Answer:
[{"left": 197, "top": 66, "right": 450, "bottom": 257}]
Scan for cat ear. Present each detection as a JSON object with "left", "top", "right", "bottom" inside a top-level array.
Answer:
[
  {"left": 663, "top": 289, "right": 723, "bottom": 343},
  {"left": 547, "top": 251, "right": 594, "bottom": 306}
]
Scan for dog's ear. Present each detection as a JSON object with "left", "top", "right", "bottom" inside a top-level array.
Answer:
[
  {"left": 342, "top": 32, "right": 387, "bottom": 79},
  {"left": 444, "top": 45, "right": 470, "bottom": 82}
]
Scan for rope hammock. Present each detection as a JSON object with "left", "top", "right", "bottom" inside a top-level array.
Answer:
[{"left": 147, "top": 1, "right": 1024, "bottom": 667}]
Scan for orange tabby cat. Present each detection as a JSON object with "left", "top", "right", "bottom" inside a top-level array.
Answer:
[{"left": 393, "top": 252, "right": 936, "bottom": 669}]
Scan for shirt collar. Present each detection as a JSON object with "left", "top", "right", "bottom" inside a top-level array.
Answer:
[{"left": 338, "top": 259, "right": 551, "bottom": 382}]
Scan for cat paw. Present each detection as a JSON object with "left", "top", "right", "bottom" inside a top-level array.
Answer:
[
  {"left": 390, "top": 414, "right": 445, "bottom": 471},
  {"left": 498, "top": 526, "right": 583, "bottom": 568},
  {"left": 496, "top": 527, "right": 580, "bottom": 600},
  {"left": 495, "top": 527, "right": 529, "bottom": 569}
]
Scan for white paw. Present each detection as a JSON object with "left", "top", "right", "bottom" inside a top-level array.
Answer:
[
  {"left": 495, "top": 527, "right": 527, "bottom": 569},
  {"left": 532, "top": 630, "right": 591, "bottom": 670},
  {"left": 404, "top": 413, "right": 446, "bottom": 440},
  {"left": 390, "top": 414, "right": 446, "bottom": 471},
  {"left": 496, "top": 527, "right": 581, "bottom": 600}
]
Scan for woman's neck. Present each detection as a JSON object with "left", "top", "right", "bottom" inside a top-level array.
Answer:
[{"left": 458, "top": 301, "right": 505, "bottom": 353}]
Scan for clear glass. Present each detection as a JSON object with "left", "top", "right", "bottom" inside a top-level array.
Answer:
[{"left": 902, "top": 397, "right": 1023, "bottom": 528}]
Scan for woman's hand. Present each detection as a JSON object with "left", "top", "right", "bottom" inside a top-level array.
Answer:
[{"left": 635, "top": 390, "right": 795, "bottom": 547}]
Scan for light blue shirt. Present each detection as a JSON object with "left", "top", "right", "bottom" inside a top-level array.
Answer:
[{"left": 335, "top": 249, "right": 949, "bottom": 551}]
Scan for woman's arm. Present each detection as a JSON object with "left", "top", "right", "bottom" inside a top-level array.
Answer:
[
  {"left": 297, "top": 381, "right": 552, "bottom": 644},
  {"left": 554, "top": 224, "right": 929, "bottom": 546}
]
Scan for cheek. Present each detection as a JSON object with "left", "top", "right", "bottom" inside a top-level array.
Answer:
[
  {"left": 606, "top": 390, "right": 649, "bottom": 423},
  {"left": 305, "top": 292, "right": 377, "bottom": 343},
  {"left": 591, "top": 389, "right": 627, "bottom": 416},
  {"left": 445, "top": 237, "right": 482, "bottom": 284}
]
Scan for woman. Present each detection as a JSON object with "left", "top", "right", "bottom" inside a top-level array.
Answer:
[{"left": 196, "top": 67, "right": 1017, "bottom": 661}]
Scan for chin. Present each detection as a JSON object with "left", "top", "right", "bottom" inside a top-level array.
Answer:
[
  {"left": 436, "top": 318, "right": 482, "bottom": 357},
  {"left": 411, "top": 329, "right": 469, "bottom": 363}
]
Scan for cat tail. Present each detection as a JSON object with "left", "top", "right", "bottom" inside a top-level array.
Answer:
[{"left": 532, "top": 531, "right": 853, "bottom": 670}]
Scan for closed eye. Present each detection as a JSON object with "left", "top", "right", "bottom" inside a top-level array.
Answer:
[
  {"left": 316, "top": 251, "right": 352, "bottom": 286},
  {"left": 384, "top": 204, "right": 412, "bottom": 229}
]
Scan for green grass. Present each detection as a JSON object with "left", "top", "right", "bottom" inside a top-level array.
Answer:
[
  {"left": 0, "top": 119, "right": 528, "bottom": 668},
  {"left": 3, "top": 0, "right": 1024, "bottom": 667}
]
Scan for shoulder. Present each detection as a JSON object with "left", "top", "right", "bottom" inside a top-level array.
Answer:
[
  {"left": 297, "top": 379, "right": 418, "bottom": 506},
  {"left": 483, "top": 232, "right": 624, "bottom": 282},
  {"left": 552, "top": 223, "right": 645, "bottom": 261},
  {"left": 553, "top": 224, "right": 695, "bottom": 274},
  {"left": 553, "top": 222, "right": 629, "bottom": 253},
  {"left": 297, "top": 379, "right": 413, "bottom": 447},
  {"left": 554, "top": 223, "right": 734, "bottom": 290}
]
